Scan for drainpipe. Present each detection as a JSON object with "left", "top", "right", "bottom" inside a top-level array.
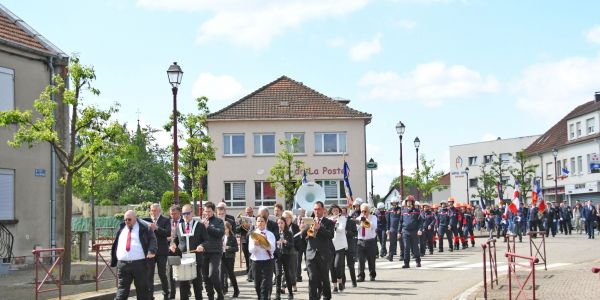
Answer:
[{"left": 48, "top": 56, "right": 56, "bottom": 249}]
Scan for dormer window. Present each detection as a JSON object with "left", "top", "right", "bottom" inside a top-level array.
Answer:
[
  {"left": 569, "top": 124, "right": 575, "bottom": 139},
  {"left": 576, "top": 122, "right": 582, "bottom": 137},
  {"left": 587, "top": 117, "right": 596, "bottom": 134}
]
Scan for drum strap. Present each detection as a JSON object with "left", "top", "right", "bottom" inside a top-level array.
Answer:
[{"left": 179, "top": 220, "right": 200, "bottom": 254}]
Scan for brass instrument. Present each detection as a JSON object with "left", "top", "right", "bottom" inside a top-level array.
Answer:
[
  {"left": 237, "top": 213, "right": 252, "bottom": 231},
  {"left": 250, "top": 230, "right": 271, "bottom": 249},
  {"left": 361, "top": 217, "right": 371, "bottom": 229},
  {"left": 307, "top": 223, "right": 316, "bottom": 238}
]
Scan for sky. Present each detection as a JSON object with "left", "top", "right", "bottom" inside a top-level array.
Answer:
[{"left": 5, "top": 0, "right": 600, "bottom": 197}]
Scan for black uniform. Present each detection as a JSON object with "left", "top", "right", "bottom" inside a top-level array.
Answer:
[
  {"left": 375, "top": 209, "right": 387, "bottom": 257},
  {"left": 401, "top": 206, "right": 422, "bottom": 267},
  {"left": 420, "top": 209, "right": 435, "bottom": 255},
  {"left": 342, "top": 213, "right": 358, "bottom": 287},
  {"left": 386, "top": 206, "right": 403, "bottom": 260},
  {"left": 436, "top": 207, "right": 454, "bottom": 252}
]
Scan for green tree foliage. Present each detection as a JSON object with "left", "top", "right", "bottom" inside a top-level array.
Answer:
[
  {"left": 0, "top": 57, "right": 123, "bottom": 280},
  {"left": 267, "top": 138, "right": 305, "bottom": 209},
  {"left": 508, "top": 151, "right": 538, "bottom": 204},
  {"left": 161, "top": 191, "right": 191, "bottom": 212},
  {"left": 474, "top": 161, "right": 499, "bottom": 206},
  {"left": 411, "top": 154, "right": 445, "bottom": 202}
]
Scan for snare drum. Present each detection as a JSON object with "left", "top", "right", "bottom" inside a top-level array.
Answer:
[{"left": 172, "top": 253, "right": 197, "bottom": 281}]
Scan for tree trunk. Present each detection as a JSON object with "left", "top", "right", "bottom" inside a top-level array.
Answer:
[{"left": 62, "top": 172, "right": 73, "bottom": 281}]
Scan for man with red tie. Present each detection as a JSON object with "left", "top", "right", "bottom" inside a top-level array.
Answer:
[
  {"left": 356, "top": 203, "right": 378, "bottom": 282},
  {"left": 111, "top": 210, "right": 157, "bottom": 300}
]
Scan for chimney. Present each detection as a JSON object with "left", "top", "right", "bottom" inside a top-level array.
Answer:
[
  {"left": 595, "top": 91, "right": 600, "bottom": 102},
  {"left": 333, "top": 97, "right": 351, "bottom": 105}
]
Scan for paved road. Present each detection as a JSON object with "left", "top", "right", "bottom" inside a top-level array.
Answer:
[{"left": 141, "top": 233, "right": 598, "bottom": 300}]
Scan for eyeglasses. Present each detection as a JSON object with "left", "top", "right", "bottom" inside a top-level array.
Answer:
[
  {"left": 361, "top": 210, "right": 368, "bottom": 213},
  {"left": 182, "top": 212, "right": 191, "bottom": 215},
  {"left": 125, "top": 218, "right": 133, "bottom": 221}
]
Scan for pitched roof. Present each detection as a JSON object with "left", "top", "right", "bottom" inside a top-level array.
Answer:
[
  {"left": 208, "top": 76, "right": 372, "bottom": 123},
  {"left": 439, "top": 173, "right": 450, "bottom": 186},
  {"left": 0, "top": 4, "right": 66, "bottom": 57},
  {"left": 524, "top": 99, "right": 600, "bottom": 155}
]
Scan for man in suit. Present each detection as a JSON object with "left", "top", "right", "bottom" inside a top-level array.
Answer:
[
  {"left": 168, "top": 205, "right": 183, "bottom": 299},
  {"left": 301, "top": 201, "right": 334, "bottom": 300},
  {"left": 238, "top": 206, "right": 254, "bottom": 282},
  {"left": 146, "top": 203, "right": 172, "bottom": 300},
  {"left": 111, "top": 210, "right": 157, "bottom": 300},
  {"left": 582, "top": 200, "right": 597, "bottom": 239},
  {"left": 170, "top": 204, "right": 208, "bottom": 300}
]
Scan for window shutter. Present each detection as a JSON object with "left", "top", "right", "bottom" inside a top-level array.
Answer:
[
  {"left": 0, "top": 169, "right": 15, "bottom": 220},
  {"left": 233, "top": 182, "right": 245, "bottom": 200}
]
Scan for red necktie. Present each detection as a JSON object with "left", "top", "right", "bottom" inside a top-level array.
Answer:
[
  {"left": 126, "top": 227, "right": 132, "bottom": 252},
  {"left": 186, "top": 222, "right": 190, "bottom": 234},
  {"left": 361, "top": 217, "right": 366, "bottom": 237}
]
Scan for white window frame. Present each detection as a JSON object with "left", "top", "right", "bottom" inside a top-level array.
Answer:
[
  {"left": 587, "top": 118, "right": 596, "bottom": 135},
  {"left": 569, "top": 124, "right": 575, "bottom": 139},
  {"left": 253, "top": 133, "right": 276, "bottom": 155},
  {"left": 571, "top": 157, "right": 576, "bottom": 174},
  {"left": 284, "top": 132, "right": 305, "bottom": 154},
  {"left": 254, "top": 181, "right": 277, "bottom": 207},
  {"left": 577, "top": 156, "right": 583, "bottom": 175},
  {"left": 546, "top": 162, "right": 553, "bottom": 179},
  {"left": 315, "top": 179, "right": 347, "bottom": 206},
  {"left": 576, "top": 122, "right": 582, "bottom": 137},
  {"left": 483, "top": 155, "right": 493, "bottom": 164},
  {"left": 315, "top": 132, "right": 347, "bottom": 154},
  {"left": 468, "top": 156, "right": 478, "bottom": 166},
  {"left": 224, "top": 134, "right": 245, "bottom": 156},
  {"left": 499, "top": 153, "right": 511, "bottom": 163},
  {"left": 224, "top": 181, "right": 246, "bottom": 207},
  {"left": 0, "top": 67, "right": 15, "bottom": 112},
  {"left": 469, "top": 177, "right": 478, "bottom": 188},
  {"left": 0, "top": 169, "right": 15, "bottom": 220}
]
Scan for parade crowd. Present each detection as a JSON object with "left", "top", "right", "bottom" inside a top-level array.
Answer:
[{"left": 109, "top": 196, "right": 600, "bottom": 300}]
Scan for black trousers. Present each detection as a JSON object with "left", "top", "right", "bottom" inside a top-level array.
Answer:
[
  {"left": 253, "top": 259, "right": 274, "bottom": 300},
  {"left": 179, "top": 262, "right": 203, "bottom": 300},
  {"left": 342, "top": 237, "right": 357, "bottom": 285},
  {"left": 560, "top": 219, "right": 572, "bottom": 234},
  {"left": 376, "top": 229, "right": 387, "bottom": 256},
  {"left": 437, "top": 226, "right": 453, "bottom": 251},
  {"left": 403, "top": 231, "right": 421, "bottom": 265},
  {"left": 422, "top": 230, "right": 434, "bottom": 254},
  {"left": 242, "top": 242, "right": 252, "bottom": 279},
  {"left": 115, "top": 259, "right": 149, "bottom": 300},
  {"left": 221, "top": 256, "right": 238, "bottom": 293},
  {"left": 147, "top": 255, "right": 169, "bottom": 296},
  {"left": 329, "top": 249, "right": 346, "bottom": 283},
  {"left": 202, "top": 253, "right": 223, "bottom": 300},
  {"left": 276, "top": 254, "right": 294, "bottom": 296},
  {"left": 357, "top": 238, "right": 377, "bottom": 280},
  {"left": 388, "top": 231, "right": 404, "bottom": 258},
  {"left": 307, "top": 253, "right": 331, "bottom": 300},
  {"left": 296, "top": 248, "right": 306, "bottom": 280},
  {"left": 530, "top": 219, "right": 540, "bottom": 232}
]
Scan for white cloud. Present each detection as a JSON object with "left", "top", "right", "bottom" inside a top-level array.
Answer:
[
  {"left": 358, "top": 62, "right": 499, "bottom": 106},
  {"left": 349, "top": 33, "right": 383, "bottom": 61},
  {"left": 366, "top": 143, "right": 381, "bottom": 157},
  {"left": 192, "top": 73, "right": 245, "bottom": 102},
  {"left": 585, "top": 25, "right": 600, "bottom": 44},
  {"left": 512, "top": 54, "right": 600, "bottom": 122},
  {"left": 482, "top": 133, "right": 498, "bottom": 142},
  {"left": 394, "top": 19, "right": 417, "bottom": 30},
  {"left": 137, "top": 0, "right": 370, "bottom": 49},
  {"left": 327, "top": 37, "right": 346, "bottom": 48}
]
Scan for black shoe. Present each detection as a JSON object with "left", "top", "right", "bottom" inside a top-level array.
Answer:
[
  {"left": 246, "top": 278, "right": 253, "bottom": 282},
  {"left": 357, "top": 277, "right": 365, "bottom": 282},
  {"left": 370, "top": 277, "right": 375, "bottom": 281},
  {"left": 333, "top": 286, "right": 338, "bottom": 293},
  {"left": 402, "top": 265, "right": 410, "bottom": 269},
  {"left": 387, "top": 256, "right": 393, "bottom": 262},
  {"left": 438, "top": 249, "right": 443, "bottom": 253},
  {"left": 169, "top": 294, "right": 176, "bottom": 300},
  {"left": 296, "top": 277, "right": 302, "bottom": 282},
  {"left": 449, "top": 247, "right": 453, "bottom": 252},
  {"left": 416, "top": 262, "right": 421, "bottom": 267},
  {"left": 288, "top": 294, "right": 293, "bottom": 300},
  {"left": 232, "top": 290, "right": 240, "bottom": 298},
  {"left": 339, "top": 283, "right": 344, "bottom": 291},
  {"left": 352, "top": 282, "right": 357, "bottom": 288},
  {"left": 429, "top": 251, "right": 433, "bottom": 255}
]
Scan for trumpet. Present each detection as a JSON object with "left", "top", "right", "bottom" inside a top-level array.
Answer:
[
  {"left": 307, "top": 223, "right": 316, "bottom": 238},
  {"left": 361, "top": 217, "right": 371, "bottom": 229}
]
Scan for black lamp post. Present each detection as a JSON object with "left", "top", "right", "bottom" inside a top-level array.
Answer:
[
  {"left": 465, "top": 167, "right": 470, "bottom": 204},
  {"left": 369, "top": 158, "right": 375, "bottom": 200},
  {"left": 553, "top": 147, "right": 558, "bottom": 203},
  {"left": 414, "top": 136, "right": 421, "bottom": 201},
  {"left": 396, "top": 121, "right": 406, "bottom": 198},
  {"left": 167, "top": 62, "right": 183, "bottom": 204}
]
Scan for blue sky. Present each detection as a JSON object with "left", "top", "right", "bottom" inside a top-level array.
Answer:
[{"left": 5, "top": 0, "right": 600, "bottom": 196}]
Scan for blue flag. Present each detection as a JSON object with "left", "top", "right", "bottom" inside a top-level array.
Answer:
[
  {"left": 302, "top": 169, "right": 308, "bottom": 184},
  {"left": 343, "top": 161, "right": 353, "bottom": 198}
]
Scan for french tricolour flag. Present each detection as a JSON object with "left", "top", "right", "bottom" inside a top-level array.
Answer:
[
  {"left": 479, "top": 195, "right": 487, "bottom": 214},
  {"left": 508, "top": 181, "right": 520, "bottom": 215},
  {"left": 536, "top": 181, "right": 547, "bottom": 213}
]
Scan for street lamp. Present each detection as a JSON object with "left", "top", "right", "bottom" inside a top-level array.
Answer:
[
  {"left": 167, "top": 62, "right": 183, "bottom": 204},
  {"left": 396, "top": 121, "right": 406, "bottom": 198},
  {"left": 465, "top": 167, "right": 470, "bottom": 204},
  {"left": 369, "top": 158, "right": 375, "bottom": 201},
  {"left": 414, "top": 137, "right": 421, "bottom": 201},
  {"left": 552, "top": 147, "right": 558, "bottom": 203}
]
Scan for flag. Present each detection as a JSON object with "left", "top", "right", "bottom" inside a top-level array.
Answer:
[
  {"left": 496, "top": 182, "right": 502, "bottom": 206},
  {"left": 343, "top": 161, "right": 354, "bottom": 207},
  {"left": 479, "top": 195, "right": 487, "bottom": 214},
  {"left": 560, "top": 168, "right": 570, "bottom": 180},
  {"left": 536, "top": 182, "right": 547, "bottom": 213},
  {"left": 531, "top": 179, "right": 539, "bottom": 206},
  {"left": 508, "top": 181, "right": 520, "bottom": 214},
  {"left": 302, "top": 169, "right": 308, "bottom": 184}
]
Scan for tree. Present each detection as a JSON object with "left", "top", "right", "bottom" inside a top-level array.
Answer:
[
  {"left": 489, "top": 153, "right": 511, "bottom": 201},
  {"left": 267, "top": 138, "right": 305, "bottom": 209},
  {"left": 389, "top": 175, "right": 418, "bottom": 196},
  {"left": 0, "top": 57, "right": 123, "bottom": 280},
  {"left": 508, "top": 151, "right": 538, "bottom": 204},
  {"left": 474, "top": 161, "right": 499, "bottom": 206},
  {"left": 412, "top": 154, "right": 445, "bottom": 202}
]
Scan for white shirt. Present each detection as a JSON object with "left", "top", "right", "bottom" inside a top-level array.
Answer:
[
  {"left": 357, "top": 214, "right": 378, "bottom": 240},
  {"left": 116, "top": 221, "right": 146, "bottom": 261},
  {"left": 249, "top": 229, "right": 276, "bottom": 261},
  {"left": 331, "top": 216, "right": 348, "bottom": 250},
  {"left": 222, "top": 234, "right": 228, "bottom": 253}
]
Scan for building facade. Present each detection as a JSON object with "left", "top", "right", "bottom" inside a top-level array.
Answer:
[
  {"left": 0, "top": 4, "right": 68, "bottom": 259},
  {"left": 449, "top": 135, "right": 541, "bottom": 205},
  {"left": 525, "top": 94, "right": 600, "bottom": 205},
  {"left": 206, "top": 76, "right": 371, "bottom": 214}
]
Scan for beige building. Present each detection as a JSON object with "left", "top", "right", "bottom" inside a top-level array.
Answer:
[
  {"left": 206, "top": 76, "right": 371, "bottom": 214},
  {"left": 0, "top": 4, "right": 68, "bottom": 259}
]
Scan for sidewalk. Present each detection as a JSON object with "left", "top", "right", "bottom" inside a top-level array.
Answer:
[{"left": 466, "top": 259, "right": 600, "bottom": 299}]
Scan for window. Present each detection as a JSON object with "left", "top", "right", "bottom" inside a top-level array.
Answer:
[
  {"left": 501, "top": 176, "right": 510, "bottom": 185},
  {"left": 587, "top": 118, "right": 596, "bottom": 134},
  {"left": 0, "top": 169, "right": 15, "bottom": 220},
  {"left": 571, "top": 157, "right": 576, "bottom": 174},
  {"left": 576, "top": 122, "right": 582, "bottom": 137},
  {"left": 483, "top": 155, "right": 493, "bottom": 164},
  {"left": 285, "top": 133, "right": 305, "bottom": 154},
  {"left": 253, "top": 133, "right": 275, "bottom": 155},
  {"left": 499, "top": 153, "right": 511, "bottom": 163},
  {"left": 577, "top": 156, "right": 583, "bottom": 175},
  {"left": 315, "top": 132, "right": 347, "bottom": 154},
  {"left": 224, "top": 182, "right": 246, "bottom": 207},
  {"left": 315, "top": 180, "right": 346, "bottom": 206},
  {"left": 469, "top": 178, "right": 478, "bottom": 188},
  {"left": 546, "top": 162, "right": 553, "bottom": 179},
  {"left": 569, "top": 124, "right": 575, "bottom": 139},
  {"left": 254, "top": 181, "right": 276, "bottom": 207},
  {"left": 0, "top": 67, "right": 14, "bottom": 111},
  {"left": 557, "top": 160, "right": 562, "bottom": 176},
  {"left": 563, "top": 159, "right": 567, "bottom": 172},
  {"left": 224, "top": 134, "right": 244, "bottom": 155},
  {"left": 468, "top": 156, "right": 478, "bottom": 166}
]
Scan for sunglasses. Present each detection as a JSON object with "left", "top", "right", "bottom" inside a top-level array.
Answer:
[
  {"left": 182, "top": 212, "right": 191, "bottom": 215},
  {"left": 361, "top": 210, "right": 368, "bottom": 213},
  {"left": 125, "top": 218, "right": 133, "bottom": 221}
]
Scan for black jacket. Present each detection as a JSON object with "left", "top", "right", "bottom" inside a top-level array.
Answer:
[
  {"left": 276, "top": 229, "right": 295, "bottom": 257},
  {"left": 203, "top": 216, "right": 225, "bottom": 253},
  {"left": 301, "top": 217, "right": 334, "bottom": 260},
  {"left": 290, "top": 222, "right": 304, "bottom": 252},
  {"left": 110, "top": 219, "right": 157, "bottom": 267},
  {"left": 224, "top": 214, "right": 237, "bottom": 234},
  {"left": 222, "top": 234, "right": 239, "bottom": 259},
  {"left": 144, "top": 215, "right": 171, "bottom": 256}
]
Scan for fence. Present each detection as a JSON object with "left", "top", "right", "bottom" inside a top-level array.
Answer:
[
  {"left": 528, "top": 231, "right": 547, "bottom": 270},
  {"left": 481, "top": 238, "right": 499, "bottom": 300},
  {"left": 505, "top": 252, "right": 538, "bottom": 300},
  {"left": 93, "top": 243, "right": 117, "bottom": 291},
  {"left": 32, "top": 248, "right": 64, "bottom": 300}
]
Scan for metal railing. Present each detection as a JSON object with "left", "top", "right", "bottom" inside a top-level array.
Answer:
[
  {"left": 593, "top": 266, "right": 600, "bottom": 278},
  {"left": 505, "top": 252, "right": 539, "bottom": 300},
  {"left": 93, "top": 243, "right": 117, "bottom": 291},
  {"left": 0, "top": 223, "right": 14, "bottom": 263},
  {"left": 95, "top": 227, "right": 116, "bottom": 244},
  {"left": 32, "top": 248, "right": 64, "bottom": 300},
  {"left": 528, "top": 231, "right": 547, "bottom": 270},
  {"left": 481, "top": 238, "right": 498, "bottom": 300}
]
